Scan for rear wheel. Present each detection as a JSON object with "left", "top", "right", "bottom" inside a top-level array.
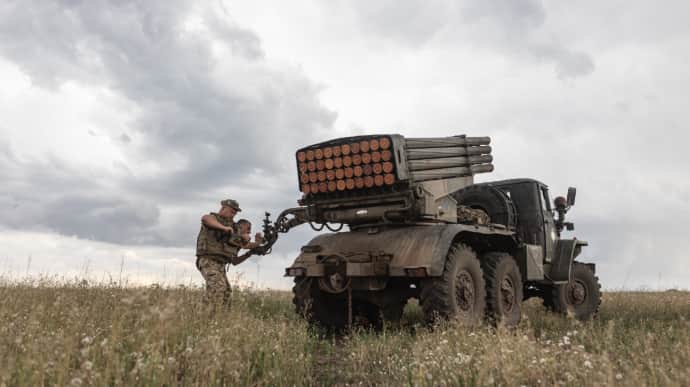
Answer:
[
  {"left": 292, "top": 278, "right": 348, "bottom": 331},
  {"left": 419, "top": 243, "right": 486, "bottom": 326},
  {"left": 545, "top": 262, "right": 601, "bottom": 320},
  {"left": 381, "top": 300, "right": 406, "bottom": 323},
  {"left": 482, "top": 252, "right": 523, "bottom": 328}
]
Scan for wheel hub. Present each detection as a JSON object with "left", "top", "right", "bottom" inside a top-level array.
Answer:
[
  {"left": 500, "top": 277, "right": 515, "bottom": 312},
  {"left": 455, "top": 271, "right": 475, "bottom": 312},
  {"left": 568, "top": 280, "right": 587, "bottom": 305}
]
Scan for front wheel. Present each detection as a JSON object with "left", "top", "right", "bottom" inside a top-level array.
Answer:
[{"left": 545, "top": 262, "right": 601, "bottom": 320}]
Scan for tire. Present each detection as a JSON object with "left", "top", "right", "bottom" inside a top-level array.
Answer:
[
  {"left": 482, "top": 252, "right": 523, "bottom": 328},
  {"left": 545, "top": 262, "right": 601, "bottom": 321},
  {"left": 419, "top": 243, "right": 486, "bottom": 326},
  {"left": 381, "top": 301, "right": 406, "bottom": 323},
  {"left": 353, "top": 301, "right": 383, "bottom": 331},
  {"left": 292, "top": 277, "right": 348, "bottom": 331}
]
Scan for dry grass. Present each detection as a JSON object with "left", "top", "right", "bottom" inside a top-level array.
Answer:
[{"left": 1, "top": 279, "right": 688, "bottom": 386}]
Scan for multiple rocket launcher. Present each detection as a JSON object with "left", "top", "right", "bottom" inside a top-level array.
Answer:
[
  {"left": 297, "top": 136, "right": 397, "bottom": 195},
  {"left": 296, "top": 134, "right": 494, "bottom": 199}
]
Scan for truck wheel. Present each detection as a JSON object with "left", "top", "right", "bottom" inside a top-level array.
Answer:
[
  {"left": 353, "top": 301, "right": 384, "bottom": 331},
  {"left": 292, "top": 278, "right": 348, "bottom": 331},
  {"left": 382, "top": 301, "right": 406, "bottom": 323},
  {"left": 419, "top": 243, "right": 486, "bottom": 325},
  {"left": 545, "top": 262, "right": 601, "bottom": 321},
  {"left": 482, "top": 252, "right": 523, "bottom": 328}
]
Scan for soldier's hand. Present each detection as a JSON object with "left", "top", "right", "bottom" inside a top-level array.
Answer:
[
  {"left": 255, "top": 232, "right": 264, "bottom": 243},
  {"left": 224, "top": 225, "right": 234, "bottom": 234},
  {"left": 241, "top": 233, "right": 251, "bottom": 242}
]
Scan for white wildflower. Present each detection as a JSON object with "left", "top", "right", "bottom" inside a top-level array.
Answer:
[
  {"left": 615, "top": 373, "right": 623, "bottom": 380},
  {"left": 81, "top": 336, "right": 93, "bottom": 346},
  {"left": 70, "top": 378, "right": 83, "bottom": 386},
  {"left": 584, "top": 360, "right": 593, "bottom": 369},
  {"left": 82, "top": 361, "right": 93, "bottom": 371}
]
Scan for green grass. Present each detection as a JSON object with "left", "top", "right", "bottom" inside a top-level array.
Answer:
[{"left": 1, "top": 280, "right": 688, "bottom": 386}]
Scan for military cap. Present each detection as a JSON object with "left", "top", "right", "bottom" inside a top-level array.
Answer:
[{"left": 220, "top": 199, "right": 242, "bottom": 211}]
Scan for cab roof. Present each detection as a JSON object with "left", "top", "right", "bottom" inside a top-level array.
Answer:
[{"left": 477, "top": 178, "right": 548, "bottom": 188}]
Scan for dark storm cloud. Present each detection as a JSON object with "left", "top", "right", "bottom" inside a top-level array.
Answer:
[
  {"left": 0, "top": 0, "right": 335, "bottom": 243},
  {"left": 0, "top": 143, "right": 163, "bottom": 244},
  {"left": 0, "top": 0, "right": 334, "bottom": 181},
  {"left": 348, "top": 0, "right": 594, "bottom": 79}
]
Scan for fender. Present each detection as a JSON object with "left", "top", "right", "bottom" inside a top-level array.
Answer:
[
  {"left": 548, "top": 239, "right": 589, "bottom": 283},
  {"left": 288, "top": 223, "right": 515, "bottom": 277}
]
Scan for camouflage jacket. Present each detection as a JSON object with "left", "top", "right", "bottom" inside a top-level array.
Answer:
[{"left": 195, "top": 213, "right": 244, "bottom": 261}]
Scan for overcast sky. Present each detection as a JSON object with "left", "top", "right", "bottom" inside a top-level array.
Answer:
[{"left": 1, "top": 0, "right": 688, "bottom": 290}]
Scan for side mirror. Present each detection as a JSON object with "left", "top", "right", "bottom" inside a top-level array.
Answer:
[{"left": 567, "top": 187, "right": 576, "bottom": 206}]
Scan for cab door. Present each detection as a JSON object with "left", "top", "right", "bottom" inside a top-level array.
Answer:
[{"left": 540, "top": 186, "right": 558, "bottom": 263}]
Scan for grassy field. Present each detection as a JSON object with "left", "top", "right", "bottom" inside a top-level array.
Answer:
[{"left": 1, "top": 280, "right": 688, "bottom": 386}]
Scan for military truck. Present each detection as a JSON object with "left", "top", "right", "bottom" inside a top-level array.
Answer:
[{"left": 253, "top": 134, "right": 601, "bottom": 329}]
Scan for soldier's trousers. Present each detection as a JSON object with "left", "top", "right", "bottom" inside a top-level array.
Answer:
[{"left": 196, "top": 255, "right": 231, "bottom": 306}]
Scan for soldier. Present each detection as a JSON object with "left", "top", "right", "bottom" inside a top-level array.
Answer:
[
  {"left": 235, "top": 219, "right": 264, "bottom": 252},
  {"left": 195, "top": 199, "right": 262, "bottom": 306}
]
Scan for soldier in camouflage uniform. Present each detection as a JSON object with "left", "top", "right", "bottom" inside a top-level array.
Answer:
[{"left": 195, "top": 199, "right": 262, "bottom": 306}]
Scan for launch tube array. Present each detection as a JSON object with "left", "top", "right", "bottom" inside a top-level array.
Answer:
[{"left": 404, "top": 136, "right": 494, "bottom": 182}]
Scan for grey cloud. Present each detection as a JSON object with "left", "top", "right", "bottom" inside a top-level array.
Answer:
[
  {"left": 42, "top": 195, "right": 161, "bottom": 244},
  {"left": 0, "top": 143, "right": 165, "bottom": 245},
  {"left": 347, "top": 0, "right": 594, "bottom": 79},
  {"left": 459, "top": 0, "right": 545, "bottom": 37},
  {"left": 351, "top": 0, "right": 451, "bottom": 46},
  {"left": 531, "top": 44, "right": 595, "bottom": 79},
  {"left": 0, "top": 0, "right": 335, "bottom": 244},
  {"left": 0, "top": 0, "right": 334, "bottom": 184},
  {"left": 119, "top": 133, "right": 131, "bottom": 143}
]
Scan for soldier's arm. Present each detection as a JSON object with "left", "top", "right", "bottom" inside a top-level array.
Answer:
[
  {"left": 201, "top": 214, "right": 234, "bottom": 233},
  {"left": 241, "top": 233, "right": 263, "bottom": 250},
  {"left": 229, "top": 252, "right": 252, "bottom": 266},
  {"left": 242, "top": 241, "right": 260, "bottom": 249}
]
